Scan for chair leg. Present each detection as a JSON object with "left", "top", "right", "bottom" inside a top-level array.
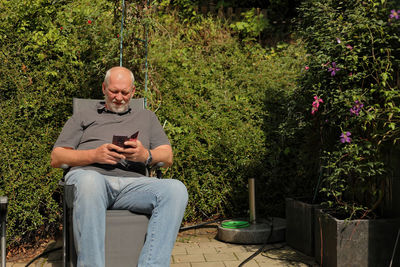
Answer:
[
  {"left": 63, "top": 194, "right": 68, "bottom": 267},
  {"left": 0, "top": 197, "right": 8, "bottom": 267},
  {"left": 1, "top": 219, "right": 5, "bottom": 267}
]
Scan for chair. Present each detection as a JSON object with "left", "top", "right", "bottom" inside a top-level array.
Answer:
[{"left": 61, "top": 98, "right": 163, "bottom": 267}]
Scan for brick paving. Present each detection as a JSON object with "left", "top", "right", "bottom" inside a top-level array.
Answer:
[
  {"left": 6, "top": 227, "right": 317, "bottom": 267},
  {"left": 171, "top": 227, "right": 317, "bottom": 267}
]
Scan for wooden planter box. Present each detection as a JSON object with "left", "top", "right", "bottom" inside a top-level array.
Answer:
[
  {"left": 285, "top": 197, "right": 320, "bottom": 256},
  {"left": 314, "top": 209, "right": 400, "bottom": 267}
]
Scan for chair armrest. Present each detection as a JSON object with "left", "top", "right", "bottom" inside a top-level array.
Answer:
[
  {"left": 61, "top": 164, "right": 70, "bottom": 170},
  {"left": 149, "top": 162, "right": 165, "bottom": 178},
  {"left": 150, "top": 162, "right": 165, "bottom": 172}
]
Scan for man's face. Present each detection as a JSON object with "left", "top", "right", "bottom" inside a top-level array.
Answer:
[{"left": 102, "top": 71, "right": 135, "bottom": 113}]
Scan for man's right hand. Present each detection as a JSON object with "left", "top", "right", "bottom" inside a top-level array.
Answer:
[{"left": 93, "top": 144, "right": 126, "bottom": 165}]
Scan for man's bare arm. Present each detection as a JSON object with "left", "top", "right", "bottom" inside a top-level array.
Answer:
[
  {"left": 149, "top": 145, "right": 173, "bottom": 167},
  {"left": 50, "top": 144, "right": 126, "bottom": 168}
]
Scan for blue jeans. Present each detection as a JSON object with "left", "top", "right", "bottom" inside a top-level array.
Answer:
[{"left": 65, "top": 169, "right": 188, "bottom": 267}]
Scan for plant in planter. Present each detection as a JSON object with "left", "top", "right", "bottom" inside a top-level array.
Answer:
[{"left": 296, "top": 0, "right": 400, "bottom": 266}]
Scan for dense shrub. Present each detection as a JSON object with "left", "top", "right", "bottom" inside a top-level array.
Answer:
[
  {"left": 146, "top": 16, "right": 307, "bottom": 220},
  {"left": 0, "top": 0, "right": 121, "bottom": 248},
  {"left": 297, "top": 0, "right": 400, "bottom": 218}
]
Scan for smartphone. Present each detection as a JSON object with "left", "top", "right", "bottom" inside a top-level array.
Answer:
[
  {"left": 112, "top": 131, "right": 139, "bottom": 149},
  {"left": 112, "top": 135, "right": 128, "bottom": 148},
  {"left": 129, "top": 131, "right": 139, "bottom": 141}
]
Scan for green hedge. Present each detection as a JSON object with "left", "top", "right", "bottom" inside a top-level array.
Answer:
[
  {"left": 139, "top": 14, "right": 308, "bottom": 219},
  {"left": 0, "top": 0, "right": 120, "bottom": 247},
  {"left": 0, "top": 0, "right": 306, "bottom": 247}
]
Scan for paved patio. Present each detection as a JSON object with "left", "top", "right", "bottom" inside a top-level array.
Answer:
[{"left": 6, "top": 226, "right": 318, "bottom": 267}]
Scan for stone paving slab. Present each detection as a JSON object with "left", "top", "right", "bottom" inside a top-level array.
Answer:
[
  {"left": 224, "top": 260, "right": 259, "bottom": 267},
  {"left": 191, "top": 262, "right": 225, "bottom": 267},
  {"left": 6, "top": 226, "right": 318, "bottom": 267},
  {"left": 173, "top": 253, "right": 206, "bottom": 264},
  {"left": 203, "top": 252, "right": 237, "bottom": 262},
  {"left": 171, "top": 263, "right": 191, "bottom": 267}
]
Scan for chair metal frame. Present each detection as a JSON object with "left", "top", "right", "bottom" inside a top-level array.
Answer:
[{"left": 0, "top": 196, "right": 7, "bottom": 267}]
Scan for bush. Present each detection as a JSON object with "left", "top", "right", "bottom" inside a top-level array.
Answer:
[
  {"left": 140, "top": 14, "right": 307, "bottom": 219},
  {"left": 0, "top": 0, "right": 121, "bottom": 248}
]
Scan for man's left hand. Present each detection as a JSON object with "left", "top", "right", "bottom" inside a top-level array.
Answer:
[{"left": 122, "top": 140, "right": 149, "bottom": 163}]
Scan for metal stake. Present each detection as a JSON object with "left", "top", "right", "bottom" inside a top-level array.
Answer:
[{"left": 249, "top": 178, "right": 256, "bottom": 224}]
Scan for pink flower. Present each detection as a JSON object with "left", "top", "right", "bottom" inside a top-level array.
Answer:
[
  {"left": 336, "top": 38, "right": 341, "bottom": 44},
  {"left": 311, "top": 95, "right": 323, "bottom": 115},
  {"left": 346, "top": 44, "right": 353, "bottom": 50},
  {"left": 313, "top": 95, "right": 323, "bottom": 107},
  {"left": 305, "top": 66, "right": 309, "bottom": 70}
]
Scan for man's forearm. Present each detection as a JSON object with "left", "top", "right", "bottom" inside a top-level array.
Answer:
[
  {"left": 50, "top": 147, "right": 96, "bottom": 168},
  {"left": 150, "top": 145, "right": 173, "bottom": 167}
]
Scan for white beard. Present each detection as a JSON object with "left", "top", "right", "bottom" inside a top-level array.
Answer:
[{"left": 105, "top": 98, "right": 129, "bottom": 113}]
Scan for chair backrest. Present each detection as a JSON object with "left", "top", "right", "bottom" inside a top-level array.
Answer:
[{"left": 72, "top": 98, "right": 145, "bottom": 114}]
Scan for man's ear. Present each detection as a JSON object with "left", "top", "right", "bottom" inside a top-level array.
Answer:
[{"left": 102, "top": 82, "right": 106, "bottom": 95}]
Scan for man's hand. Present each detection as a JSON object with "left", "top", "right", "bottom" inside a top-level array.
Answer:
[
  {"left": 93, "top": 144, "right": 126, "bottom": 165},
  {"left": 122, "top": 140, "right": 149, "bottom": 163}
]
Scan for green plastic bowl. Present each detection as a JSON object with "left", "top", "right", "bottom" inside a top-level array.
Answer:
[{"left": 221, "top": 220, "right": 250, "bottom": 229}]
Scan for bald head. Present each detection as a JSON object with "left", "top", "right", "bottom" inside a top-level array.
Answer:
[
  {"left": 102, "top": 66, "right": 136, "bottom": 113},
  {"left": 104, "top": 66, "right": 135, "bottom": 88}
]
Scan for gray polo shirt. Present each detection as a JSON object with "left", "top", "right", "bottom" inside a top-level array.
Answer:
[{"left": 54, "top": 101, "right": 170, "bottom": 177}]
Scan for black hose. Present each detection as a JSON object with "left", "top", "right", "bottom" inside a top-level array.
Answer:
[
  {"left": 238, "top": 218, "right": 274, "bottom": 267},
  {"left": 179, "top": 218, "right": 225, "bottom": 231},
  {"left": 389, "top": 228, "right": 400, "bottom": 267}
]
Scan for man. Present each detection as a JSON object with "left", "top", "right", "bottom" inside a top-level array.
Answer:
[{"left": 51, "top": 66, "right": 188, "bottom": 267}]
